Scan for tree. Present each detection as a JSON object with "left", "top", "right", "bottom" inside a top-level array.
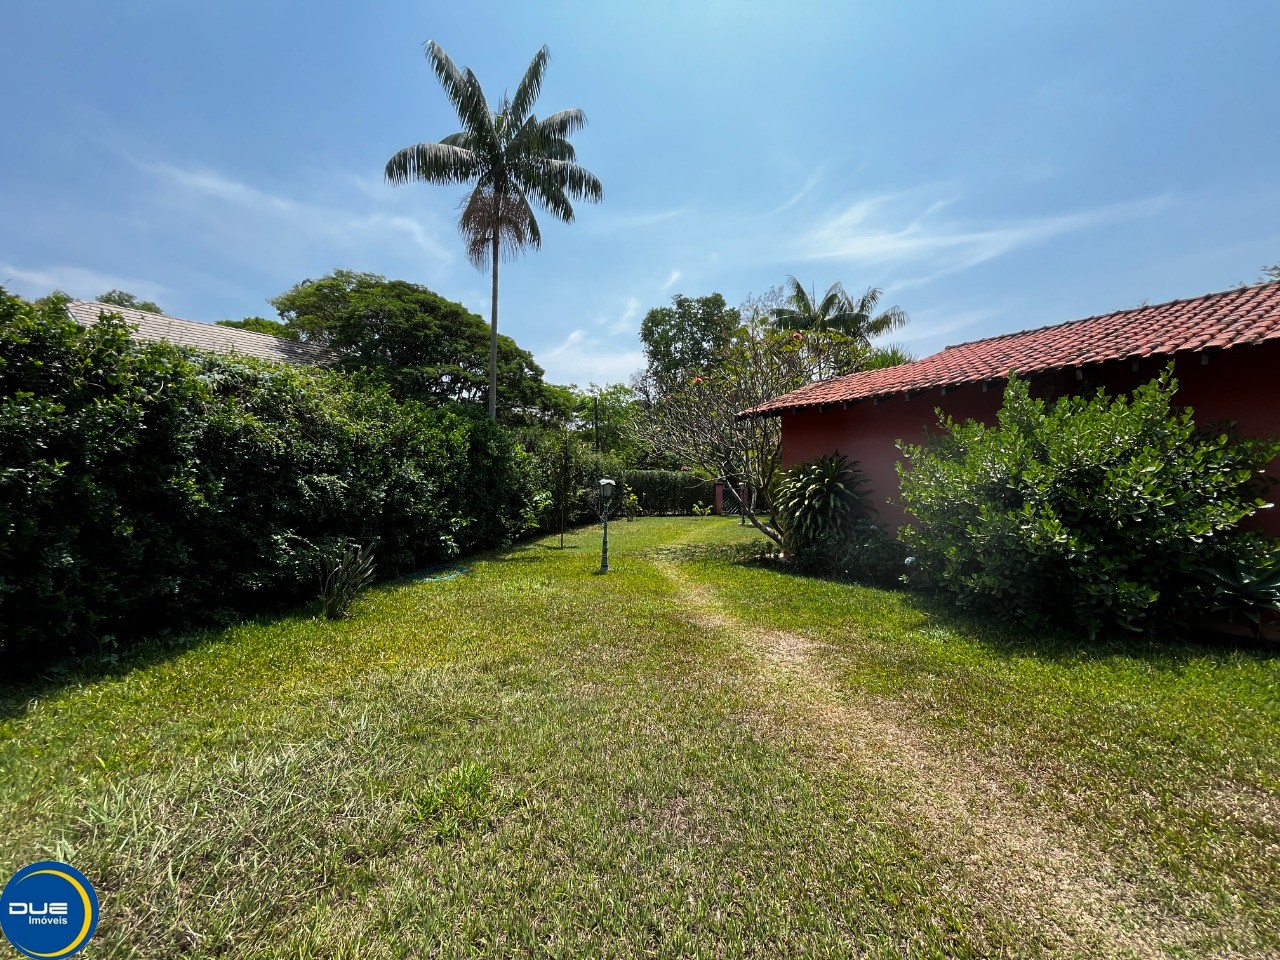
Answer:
[
  {"left": 636, "top": 288, "right": 912, "bottom": 542},
  {"left": 770, "top": 277, "right": 908, "bottom": 338},
  {"left": 768, "top": 279, "right": 910, "bottom": 379},
  {"left": 97, "top": 289, "right": 162, "bottom": 313},
  {"left": 638, "top": 293, "right": 740, "bottom": 391},
  {"left": 216, "top": 316, "right": 300, "bottom": 340},
  {"left": 571, "top": 382, "right": 643, "bottom": 462},
  {"left": 270, "top": 270, "right": 571, "bottom": 424},
  {"left": 385, "top": 41, "right": 603, "bottom": 418},
  {"left": 1262, "top": 263, "right": 1280, "bottom": 282}
]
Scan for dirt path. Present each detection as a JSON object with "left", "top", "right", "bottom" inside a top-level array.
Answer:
[{"left": 653, "top": 554, "right": 1225, "bottom": 959}]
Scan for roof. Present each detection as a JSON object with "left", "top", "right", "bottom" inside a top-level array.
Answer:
[
  {"left": 741, "top": 281, "right": 1280, "bottom": 418},
  {"left": 66, "top": 300, "right": 331, "bottom": 366}
]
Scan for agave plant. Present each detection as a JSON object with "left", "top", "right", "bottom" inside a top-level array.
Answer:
[
  {"left": 1195, "top": 553, "right": 1280, "bottom": 639},
  {"left": 774, "top": 454, "right": 875, "bottom": 572},
  {"left": 320, "top": 541, "right": 377, "bottom": 620}
]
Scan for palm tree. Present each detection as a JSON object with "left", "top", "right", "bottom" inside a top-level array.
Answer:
[
  {"left": 386, "top": 42, "right": 603, "bottom": 417},
  {"left": 770, "top": 276, "right": 908, "bottom": 341},
  {"left": 769, "top": 277, "right": 909, "bottom": 380}
]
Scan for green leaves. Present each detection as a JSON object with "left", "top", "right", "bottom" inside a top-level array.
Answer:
[
  {"left": 899, "top": 368, "right": 1280, "bottom": 638},
  {"left": 776, "top": 454, "right": 875, "bottom": 572},
  {"left": 319, "top": 541, "right": 377, "bottom": 620},
  {"left": 0, "top": 292, "right": 544, "bottom": 672}
]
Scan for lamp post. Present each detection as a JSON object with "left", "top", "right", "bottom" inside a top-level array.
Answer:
[
  {"left": 599, "top": 477, "right": 616, "bottom": 573},
  {"left": 739, "top": 481, "right": 748, "bottom": 525}
]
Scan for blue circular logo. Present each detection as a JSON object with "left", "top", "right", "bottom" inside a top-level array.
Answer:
[{"left": 0, "top": 862, "right": 99, "bottom": 959}]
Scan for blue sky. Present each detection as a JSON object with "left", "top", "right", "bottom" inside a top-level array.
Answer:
[{"left": 4, "top": 1, "right": 1279, "bottom": 386}]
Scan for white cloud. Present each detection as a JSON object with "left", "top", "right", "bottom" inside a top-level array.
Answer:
[
  {"left": 661, "top": 269, "right": 682, "bottom": 291},
  {"left": 794, "top": 192, "right": 1171, "bottom": 288},
  {"left": 770, "top": 168, "right": 824, "bottom": 215},
  {"left": 586, "top": 207, "right": 687, "bottom": 233},
  {"left": 125, "top": 157, "right": 457, "bottom": 278},
  {"left": 535, "top": 328, "right": 645, "bottom": 386},
  {"left": 0, "top": 261, "right": 168, "bottom": 303},
  {"left": 608, "top": 296, "right": 643, "bottom": 334}
]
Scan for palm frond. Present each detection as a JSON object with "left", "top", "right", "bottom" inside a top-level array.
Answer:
[
  {"left": 848, "top": 287, "right": 908, "bottom": 337},
  {"left": 552, "top": 161, "right": 603, "bottom": 203},
  {"left": 424, "top": 41, "right": 494, "bottom": 137},
  {"left": 770, "top": 276, "right": 817, "bottom": 330},
  {"left": 538, "top": 108, "right": 588, "bottom": 139},
  {"left": 508, "top": 45, "right": 550, "bottom": 125},
  {"left": 459, "top": 188, "right": 542, "bottom": 270},
  {"left": 385, "top": 141, "right": 481, "bottom": 186}
]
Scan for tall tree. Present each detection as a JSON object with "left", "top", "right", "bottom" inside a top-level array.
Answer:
[
  {"left": 385, "top": 41, "right": 603, "bottom": 417},
  {"left": 768, "top": 278, "right": 909, "bottom": 379},
  {"left": 637, "top": 293, "right": 740, "bottom": 392},
  {"left": 270, "top": 270, "right": 572, "bottom": 424},
  {"left": 770, "top": 277, "right": 907, "bottom": 341}
]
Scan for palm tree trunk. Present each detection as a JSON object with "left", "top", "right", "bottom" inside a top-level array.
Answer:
[{"left": 489, "top": 233, "right": 499, "bottom": 418}]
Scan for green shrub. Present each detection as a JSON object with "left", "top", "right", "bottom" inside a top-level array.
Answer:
[
  {"left": 1194, "top": 539, "right": 1280, "bottom": 639},
  {"left": 775, "top": 454, "right": 897, "bottom": 582},
  {"left": 0, "top": 291, "right": 540, "bottom": 670},
  {"left": 523, "top": 434, "right": 715, "bottom": 530},
  {"left": 897, "top": 369, "right": 1280, "bottom": 637}
]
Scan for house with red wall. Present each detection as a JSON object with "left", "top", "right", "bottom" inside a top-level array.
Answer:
[{"left": 741, "top": 281, "right": 1280, "bottom": 536}]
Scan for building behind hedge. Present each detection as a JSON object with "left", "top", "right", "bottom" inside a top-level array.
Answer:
[
  {"left": 66, "top": 299, "right": 329, "bottom": 365},
  {"left": 742, "top": 281, "right": 1280, "bottom": 535}
]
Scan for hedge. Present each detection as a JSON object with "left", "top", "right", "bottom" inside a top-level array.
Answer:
[
  {"left": 619, "top": 470, "right": 716, "bottom": 515},
  {"left": 0, "top": 292, "right": 537, "bottom": 670}
]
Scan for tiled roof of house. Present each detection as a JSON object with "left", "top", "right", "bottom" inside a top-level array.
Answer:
[
  {"left": 67, "top": 300, "right": 331, "bottom": 366},
  {"left": 741, "top": 281, "right": 1280, "bottom": 417}
]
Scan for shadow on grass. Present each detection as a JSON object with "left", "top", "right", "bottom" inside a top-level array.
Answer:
[
  {"left": 0, "top": 535, "right": 551, "bottom": 721},
  {"left": 0, "top": 601, "right": 324, "bottom": 723},
  {"left": 670, "top": 536, "right": 1280, "bottom": 669}
]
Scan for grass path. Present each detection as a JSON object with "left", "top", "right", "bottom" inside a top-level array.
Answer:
[
  {"left": 655, "top": 543, "right": 1186, "bottom": 957},
  {"left": 2, "top": 518, "right": 1277, "bottom": 958}
]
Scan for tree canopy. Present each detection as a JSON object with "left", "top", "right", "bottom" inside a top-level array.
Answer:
[
  {"left": 97, "top": 289, "right": 162, "bottom": 313},
  {"left": 638, "top": 293, "right": 740, "bottom": 391},
  {"left": 216, "top": 316, "right": 299, "bottom": 340},
  {"left": 270, "top": 270, "right": 571, "bottom": 424}
]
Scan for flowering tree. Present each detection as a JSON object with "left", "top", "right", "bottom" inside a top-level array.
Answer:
[{"left": 636, "top": 286, "right": 912, "bottom": 543}]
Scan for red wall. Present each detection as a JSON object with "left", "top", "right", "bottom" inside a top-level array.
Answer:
[{"left": 780, "top": 342, "right": 1280, "bottom": 536}]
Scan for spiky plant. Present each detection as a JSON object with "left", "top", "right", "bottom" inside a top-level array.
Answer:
[
  {"left": 320, "top": 542, "right": 377, "bottom": 620},
  {"left": 775, "top": 454, "right": 875, "bottom": 572}
]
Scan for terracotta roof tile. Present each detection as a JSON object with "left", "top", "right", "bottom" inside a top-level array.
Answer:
[
  {"left": 67, "top": 300, "right": 331, "bottom": 366},
  {"left": 741, "top": 281, "right": 1280, "bottom": 417}
]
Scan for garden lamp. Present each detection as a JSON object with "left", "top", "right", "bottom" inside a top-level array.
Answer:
[{"left": 599, "top": 478, "right": 615, "bottom": 573}]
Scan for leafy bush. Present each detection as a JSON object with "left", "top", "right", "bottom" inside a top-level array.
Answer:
[
  {"left": 619, "top": 469, "right": 716, "bottom": 515},
  {"left": 898, "top": 370, "right": 1280, "bottom": 637},
  {"left": 0, "top": 291, "right": 539, "bottom": 670},
  {"left": 523, "top": 433, "right": 716, "bottom": 531}
]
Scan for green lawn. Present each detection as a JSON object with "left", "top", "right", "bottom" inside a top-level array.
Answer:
[{"left": 2, "top": 518, "right": 1277, "bottom": 959}]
